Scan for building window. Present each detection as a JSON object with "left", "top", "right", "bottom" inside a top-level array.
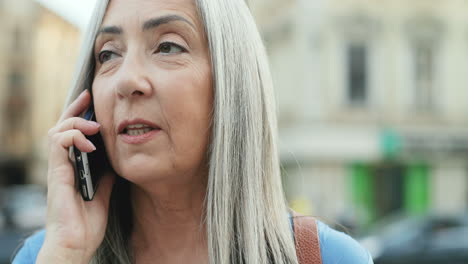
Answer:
[
  {"left": 5, "top": 72, "right": 26, "bottom": 125},
  {"left": 9, "top": 72, "right": 23, "bottom": 89},
  {"left": 13, "top": 26, "right": 22, "bottom": 52},
  {"left": 347, "top": 43, "right": 368, "bottom": 106},
  {"left": 413, "top": 43, "right": 435, "bottom": 111},
  {"left": 405, "top": 16, "right": 443, "bottom": 113}
]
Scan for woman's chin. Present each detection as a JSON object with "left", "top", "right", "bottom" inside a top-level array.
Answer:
[
  {"left": 115, "top": 157, "right": 168, "bottom": 183},
  {"left": 119, "top": 168, "right": 166, "bottom": 185}
]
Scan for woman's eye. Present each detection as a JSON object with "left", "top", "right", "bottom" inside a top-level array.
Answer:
[
  {"left": 98, "top": 50, "right": 118, "bottom": 64},
  {"left": 157, "top": 42, "right": 185, "bottom": 54}
]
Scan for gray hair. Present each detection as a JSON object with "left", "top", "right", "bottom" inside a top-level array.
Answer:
[{"left": 67, "top": 0, "right": 298, "bottom": 263}]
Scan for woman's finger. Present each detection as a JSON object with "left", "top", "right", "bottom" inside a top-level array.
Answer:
[
  {"left": 48, "top": 129, "right": 96, "bottom": 171},
  {"left": 50, "top": 117, "right": 101, "bottom": 136},
  {"left": 58, "top": 90, "right": 92, "bottom": 123},
  {"left": 51, "top": 129, "right": 96, "bottom": 152},
  {"left": 47, "top": 129, "right": 96, "bottom": 189}
]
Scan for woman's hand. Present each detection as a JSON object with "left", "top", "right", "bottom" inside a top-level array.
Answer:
[{"left": 37, "top": 90, "right": 115, "bottom": 264}]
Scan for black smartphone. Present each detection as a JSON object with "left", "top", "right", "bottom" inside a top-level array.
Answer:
[{"left": 70, "top": 106, "right": 108, "bottom": 201}]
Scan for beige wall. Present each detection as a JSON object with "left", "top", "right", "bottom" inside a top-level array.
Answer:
[
  {"left": 250, "top": 0, "right": 468, "bottom": 217},
  {"left": 432, "top": 161, "right": 468, "bottom": 213},
  {"left": 0, "top": 0, "right": 37, "bottom": 160},
  {"left": 285, "top": 162, "right": 349, "bottom": 220},
  {"left": 0, "top": 1, "right": 80, "bottom": 185},
  {"left": 30, "top": 7, "right": 81, "bottom": 185},
  {"left": 323, "top": 0, "right": 468, "bottom": 126},
  {"left": 251, "top": 0, "right": 468, "bottom": 127}
]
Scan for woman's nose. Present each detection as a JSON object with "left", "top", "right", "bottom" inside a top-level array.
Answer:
[{"left": 115, "top": 57, "right": 153, "bottom": 99}]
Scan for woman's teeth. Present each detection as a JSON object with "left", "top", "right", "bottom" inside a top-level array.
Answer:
[{"left": 126, "top": 127, "right": 153, "bottom": 136}]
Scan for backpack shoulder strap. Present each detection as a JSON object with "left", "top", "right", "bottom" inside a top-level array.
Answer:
[{"left": 292, "top": 211, "right": 323, "bottom": 264}]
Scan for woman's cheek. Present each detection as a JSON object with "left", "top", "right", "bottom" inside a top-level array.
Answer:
[{"left": 92, "top": 86, "right": 116, "bottom": 159}]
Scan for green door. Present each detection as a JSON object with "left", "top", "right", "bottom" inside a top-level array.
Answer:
[
  {"left": 350, "top": 163, "right": 375, "bottom": 227},
  {"left": 404, "top": 163, "right": 430, "bottom": 215}
]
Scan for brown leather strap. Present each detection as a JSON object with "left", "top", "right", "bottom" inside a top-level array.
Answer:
[{"left": 292, "top": 211, "right": 323, "bottom": 264}]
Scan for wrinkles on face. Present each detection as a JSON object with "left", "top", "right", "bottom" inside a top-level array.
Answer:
[{"left": 91, "top": 0, "right": 213, "bottom": 185}]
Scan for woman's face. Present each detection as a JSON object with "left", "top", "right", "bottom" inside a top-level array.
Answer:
[{"left": 92, "top": 0, "right": 212, "bottom": 185}]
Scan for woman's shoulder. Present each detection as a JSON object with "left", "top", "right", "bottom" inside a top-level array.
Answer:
[
  {"left": 11, "top": 229, "right": 45, "bottom": 264},
  {"left": 316, "top": 220, "right": 373, "bottom": 264},
  {"left": 11, "top": 221, "right": 373, "bottom": 264}
]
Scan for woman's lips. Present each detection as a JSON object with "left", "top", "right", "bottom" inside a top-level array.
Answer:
[
  {"left": 119, "top": 129, "right": 161, "bottom": 144},
  {"left": 117, "top": 118, "right": 161, "bottom": 134}
]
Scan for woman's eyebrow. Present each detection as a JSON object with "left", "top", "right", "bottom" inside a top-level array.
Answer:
[
  {"left": 142, "top": 14, "right": 195, "bottom": 31},
  {"left": 96, "top": 15, "right": 195, "bottom": 38},
  {"left": 97, "top": 26, "right": 123, "bottom": 37}
]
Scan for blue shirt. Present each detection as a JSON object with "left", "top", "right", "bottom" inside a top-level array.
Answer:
[{"left": 12, "top": 221, "right": 373, "bottom": 263}]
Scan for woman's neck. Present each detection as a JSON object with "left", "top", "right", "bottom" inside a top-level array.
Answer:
[{"left": 129, "top": 179, "right": 208, "bottom": 264}]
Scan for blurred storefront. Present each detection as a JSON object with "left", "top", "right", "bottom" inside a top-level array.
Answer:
[{"left": 251, "top": 0, "right": 468, "bottom": 229}]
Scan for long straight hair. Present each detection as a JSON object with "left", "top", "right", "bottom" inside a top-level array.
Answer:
[{"left": 67, "top": 0, "right": 298, "bottom": 263}]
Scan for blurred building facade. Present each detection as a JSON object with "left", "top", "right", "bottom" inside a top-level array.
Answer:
[
  {"left": 252, "top": 0, "right": 468, "bottom": 228},
  {"left": 29, "top": 4, "right": 81, "bottom": 186},
  {"left": 0, "top": 0, "right": 37, "bottom": 186},
  {"left": 0, "top": 0, "right": 80, "bottom": 187}
]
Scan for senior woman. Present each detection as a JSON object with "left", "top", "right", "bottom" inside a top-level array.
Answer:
[{"left": 13, "top": 0, "right": 373, "bottom": 263}]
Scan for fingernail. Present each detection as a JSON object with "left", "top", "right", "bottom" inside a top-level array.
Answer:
[
  {"left": 89, "top": 121, "right": 101, "bottom": 127},
  {"left": 87, "top": 140, "right": 96, "bottom": 151},
  {"left": 79, "top": 90, "right": 88, "bottom": 97}
]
